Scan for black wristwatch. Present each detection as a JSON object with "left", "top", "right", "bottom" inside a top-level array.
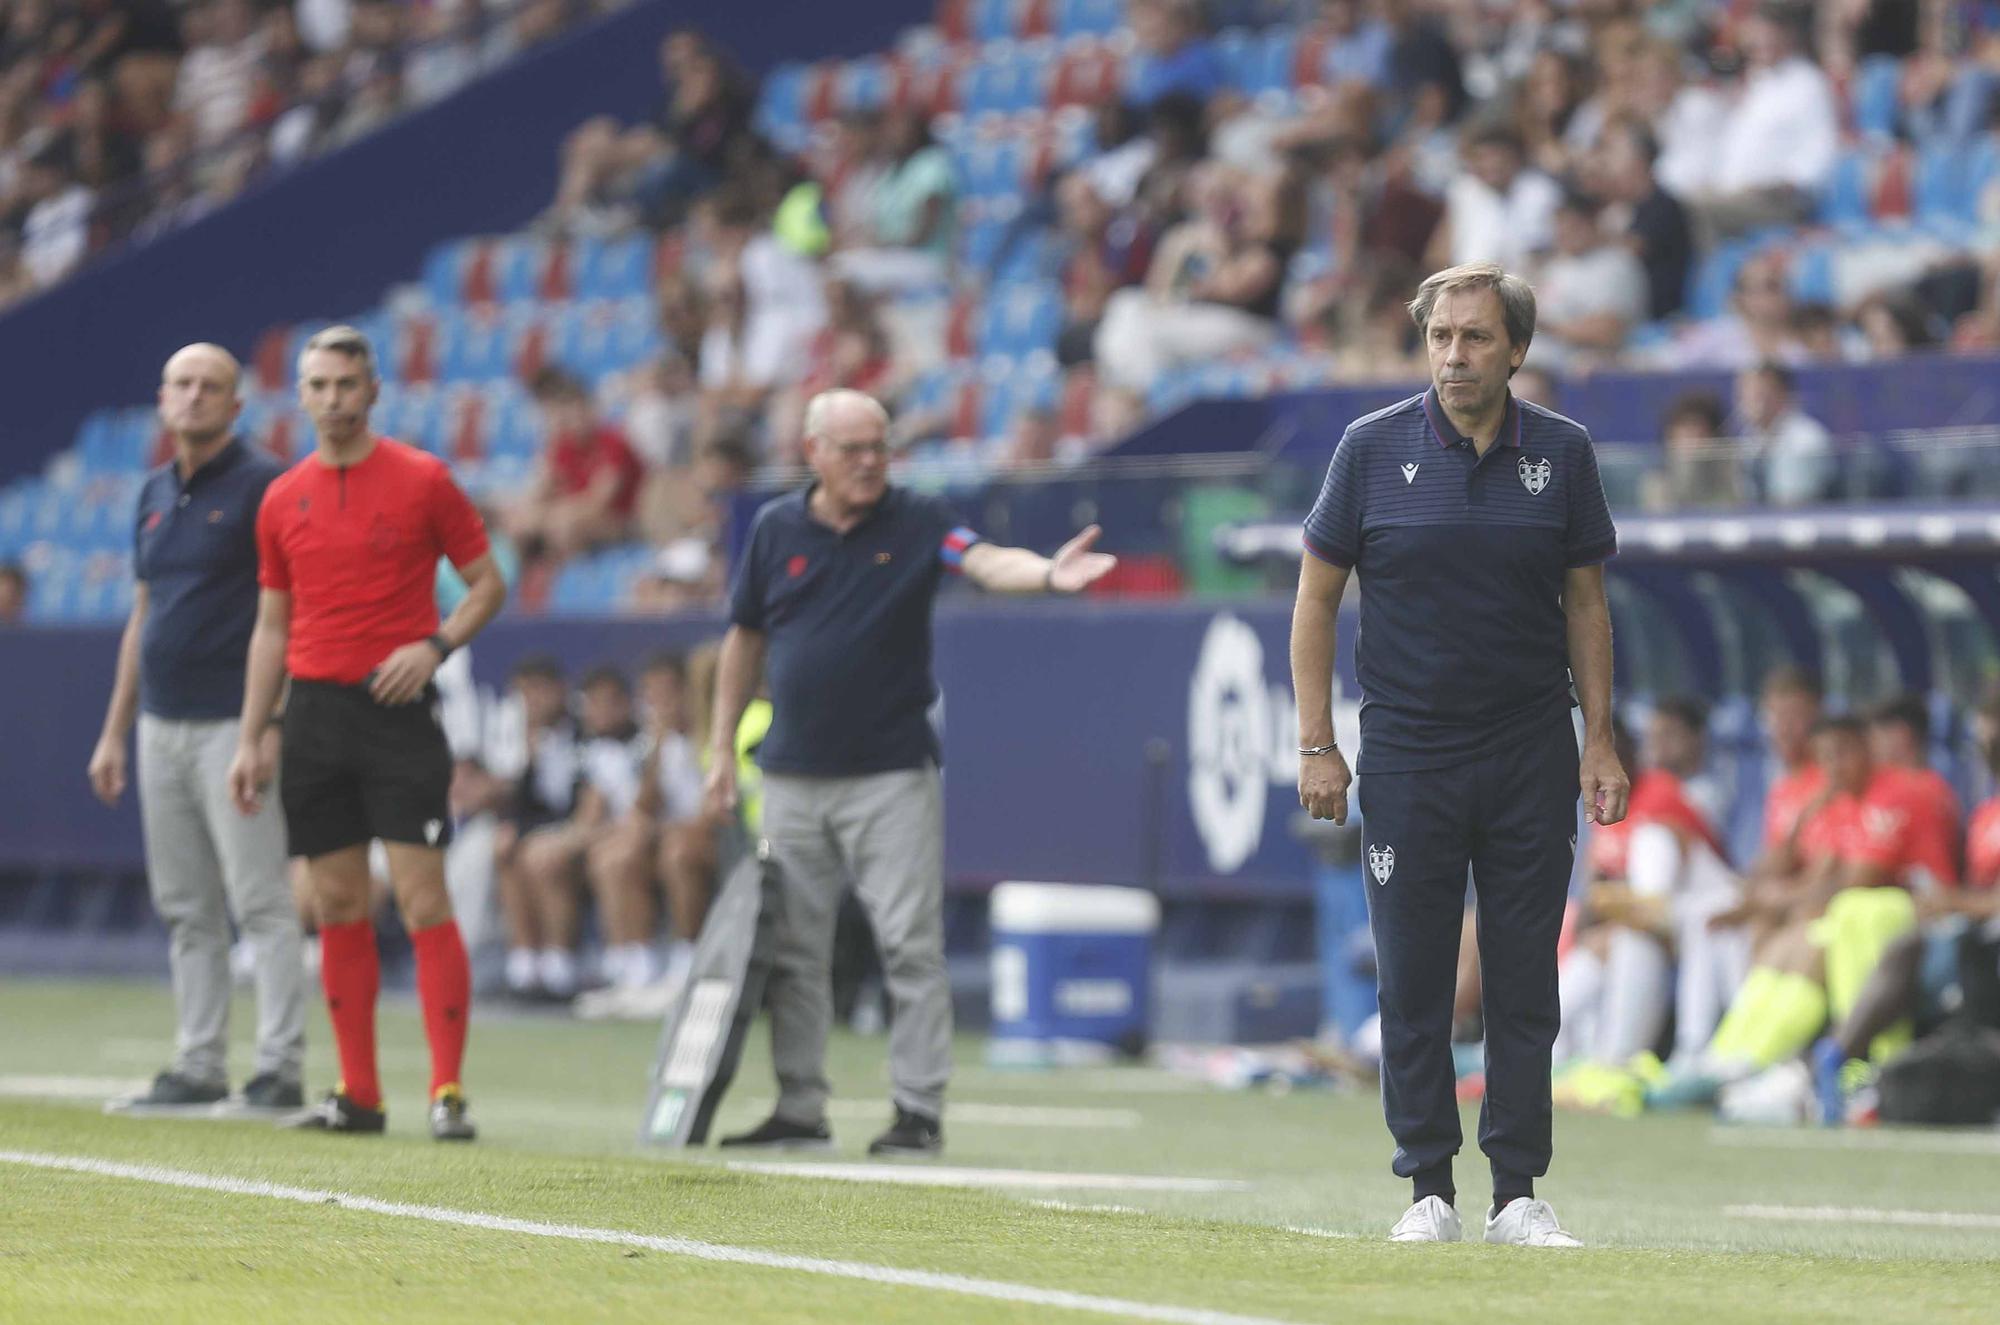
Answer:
[{"left": 426, "top": 632, "right": 455, "bottom": 661}]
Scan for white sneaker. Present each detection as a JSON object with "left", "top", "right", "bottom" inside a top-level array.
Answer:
[
  {"left": 1483, "top": 1198, "right": 1582, "bottom": 1247},
  {"left": 1389, "top": 1195, "right": 1463, "bottom": 1243}
]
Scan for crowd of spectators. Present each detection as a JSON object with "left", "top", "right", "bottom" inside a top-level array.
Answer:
[
  {"left": 492, "top": 0, "right": 2000, "bottom": 524},
  {"left": 0, "top": 0, "right": 611, "bottom": 308}
]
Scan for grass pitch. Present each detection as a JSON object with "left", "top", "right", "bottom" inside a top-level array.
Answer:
[{"left": 1, "top": 978, "right": 1996, "bottom": 1323}]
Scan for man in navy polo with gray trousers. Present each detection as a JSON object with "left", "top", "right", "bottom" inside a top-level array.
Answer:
[
  {"left": 1290, "top": 263, "right": 1628, "bottom": 1246},
  {"left": 705, "top": 388, "right": 1116, "bottom": 1157},
  {"left": 88, "top": 343, "right": 304, "bottom": 1112}
]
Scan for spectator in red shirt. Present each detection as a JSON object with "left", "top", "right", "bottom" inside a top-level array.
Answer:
[
  {"left": 226, "top": 325, "right": 506, "bottom": 1141},
  {"left": 505, "top": 366, "right": 646, "bottom": 567}
]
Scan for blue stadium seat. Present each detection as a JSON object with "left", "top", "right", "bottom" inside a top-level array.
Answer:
[
  {"left": 604, "top": 297, "right": 663, "bottom": 373},
  {"left": 978, "top": 282, "right": 1065, "bottom": 357},
  {"left": 1819, "top": 147, "right": 1875, "bottom": 225},
  {"left": 840, "top": 56, "right": 894, "bottom": 113},
  {"left": 1685, "top": 241, "right": 1751, "bottom": 321},
  {"left": 1852, "top": 55, "right": 1902, "bottom": 140},
  {"left": 972, "top": 0, "right": 1017, "bottom": 43},
  {"left": 481, "top": 380, "right": 540, "bottom": 458},
  {"left": 421, "top": 240, "right": 476, "bottom": 305},
  {"left": 438, "top": 308, "right": 512, "bottom": 382},
  {"left": 1054, "top": 0, "right": 1122, "bottom": 38},
  {"left": 386, "top": 385, "right": 445, "bottom": 452},
  {"left": 1913, "top": 142, "right": 1970, "bottom": 222},
  {"left": 993, "top": 228, "right": 1066, "bottom": 282},
  {"left": 1789, "top": 243, "right": 1836, "bottom": 304},
  {"left": 756, "top": 62, "right": 810, "bottom": 138},
  {"left": 491, "top": 239, "right": 547, "bottom": 303},
  {"left": 1255, "top": 29, "right": 1295, "bottom": 95},
  {"left": 1216, "top": 28, "right": 1260, "bottom": 92},
  {"left": 959, "top": 207, "right": 1015, "bottom": 272},
  {"left": 576, "top": 235, "right": 651, "bottom": 302},
  {"left": 957, "top": 136, "right": 1024, "bottom": 198},
  {"left": 0, "top": 487, "right": 31, "bottom": 557}
]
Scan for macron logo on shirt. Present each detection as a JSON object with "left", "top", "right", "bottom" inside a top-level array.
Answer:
[{"left": 1400, "top": 463, "right": 1419, "bottom": 484}]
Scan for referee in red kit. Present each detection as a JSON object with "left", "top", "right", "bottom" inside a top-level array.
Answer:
[{"left": 227, "top": 325, "right": 506, "bottom": 1140}]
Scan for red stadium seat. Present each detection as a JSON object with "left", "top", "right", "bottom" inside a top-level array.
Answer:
[
  {"left": 945, "top": 292, "right": 978, "bottom": 358},
  {"left": 512, "top": 314, "right": 550, "bottom": 384},
  {"left": 445, "top": 386, "right": 488, "bottom": 463},
  {"left": 251, "top": 326, "right": 292, "bottom": 392},
  {"left": 1872, "top": 143, "right": 1912, "bottom": 220},
  {"left": 805, "top": 63, "right": 841, "bottom": 121},
  {"left": 460, "top": 240, "right": 498, "bottom": 306},
  {"left": 1051, "top": 38, "right": 1119, "bottom": 108},
  {"left": 538, "top": 241, "right": 573, "bottom": 302},
  {"left": 949, "top": 376, "right": 984, "bottom": 440},
  {"left": 397, "top": 313, "right": 439, "bottom": 384},
  {"left": 935, "top": 0, "right": 971, "bottom": 44},
  {"left": 1292, "top": 30, "right": 1327, "bottom": 88}
]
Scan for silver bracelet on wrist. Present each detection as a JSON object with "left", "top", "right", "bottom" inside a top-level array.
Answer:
[{"left": 1299, "top": 741, "right": 1339, "bottom": 757}]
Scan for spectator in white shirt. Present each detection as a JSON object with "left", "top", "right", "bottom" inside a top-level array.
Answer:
[
  {"left": 1528, "top": 192, "right": 1650, "bottom": 372},
  {"left": 1627, "top": 35, "right": 1728, "bottom": 203},
  {"left": 175, "top": 0, "right": 265, "bottom": 150},
  {"left": 17, "top": 147, "right": 94, "bottom": 289},
  {"left": 1695, "top": 3, "right": 1839, "bottom": 241},
  {"left": 1425, "top": 120, "right": 1561, "bottom": 272},
  {"left": 1733, "top": 360, "right": 1833, "bottom": 507}
]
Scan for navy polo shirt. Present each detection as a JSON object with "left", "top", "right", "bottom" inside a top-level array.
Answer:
[
  {"left": 729, "top": 484, "right": 981, "bottom": 777},
  {"left": 133, "top": 438, "right": 286, "bottom": 720},
  {"left": 1303, "top": 387, "right": 1617, "bottom": 774}
]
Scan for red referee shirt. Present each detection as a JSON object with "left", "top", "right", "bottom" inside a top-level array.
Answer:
[{"left": 256, "top": 437, "right": 489, "bottom": 684}]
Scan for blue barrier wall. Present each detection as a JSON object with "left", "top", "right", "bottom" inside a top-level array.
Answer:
[
  {"left": 0, "top": 601, "right": 1359, "bottom": 898},
  {"left": 1116, "top": 354, "right": 2000, "bottom": 462},
  {"left": 0, "top": 0, "right": 930, "bottom": 484}
]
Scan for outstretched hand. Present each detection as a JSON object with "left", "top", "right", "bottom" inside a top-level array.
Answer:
[{"left": 1047, "top": 524, "right": 1118, "bottom": 594}]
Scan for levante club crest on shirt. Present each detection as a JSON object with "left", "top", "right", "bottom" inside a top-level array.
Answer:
[
  {"left": 1368, "top": 844, "right": 1396, "bottom": 885},
  {"left": 1518, "top": 456, "right": 1551, "bottom": 494}
]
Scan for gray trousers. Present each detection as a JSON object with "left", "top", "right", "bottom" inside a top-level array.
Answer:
[
  {"left": 137, "top": 714, "right": 305, "bottom": 1085},
  {"left": 763, "top": 766, "right": 950, "bottom": 1123}
]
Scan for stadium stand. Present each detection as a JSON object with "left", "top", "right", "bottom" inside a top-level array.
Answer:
[
  {"left": 4, "top": 0, "right": 2000, "bottom": 1071},
  {"left": 0, "top": 0, "right": 613, "bottom": 308}
]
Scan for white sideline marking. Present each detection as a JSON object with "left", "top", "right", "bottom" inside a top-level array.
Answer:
[
  {"left": 1708, "top": 1127, "right": 2000, "bottom": 1156},
  {"left": 0, "top": 1075, "right": 144, "bottom": 1100},
  {"left": 1034, "top": 1200, "right": 1149, "bottom": 1215},
  {"left": 1726, "top": 1204, "right": 2000, "bottom": 1231},
  {"left": 723, "top": 1160, "right": 1249, "bottom": 1193},
  {"left": 1282, "top": 1226, "right": 1358, "bottom": 1241},
  {"left": 972, "top": 1072, "right": 1205, "bottom": 1096},
  {"left": 743, "top": 1098, "right": 1142, "bottom": 1129},
  {"left": 0, "top": 1150, "right": 1296, "bottom": 1325}
]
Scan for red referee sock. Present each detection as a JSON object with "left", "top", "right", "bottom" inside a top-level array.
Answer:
[
  {"left": 412, "top": 919, "right": 471, "bottom": 1098},
  {"left": 319, "top": 919, "right": 382, "bottom": 1111}
]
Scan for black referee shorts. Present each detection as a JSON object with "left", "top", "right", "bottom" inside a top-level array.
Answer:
[{"left": 281, "top": 679, "right": 455, "bottom": 860}]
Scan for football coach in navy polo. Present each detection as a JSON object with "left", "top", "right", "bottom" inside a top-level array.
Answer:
[{"left": 1290, "top": 261, "right": 1628, "bottom": 1248}]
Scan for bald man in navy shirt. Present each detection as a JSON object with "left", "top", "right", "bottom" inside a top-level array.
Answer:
[{"left": 1291, "top": 262, "right": 1628, "bottom": 1247}]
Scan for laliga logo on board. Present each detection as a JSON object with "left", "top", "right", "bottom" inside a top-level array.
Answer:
[{"left": 1188, "top": 613, "right": 1352, "bottom": 874}]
